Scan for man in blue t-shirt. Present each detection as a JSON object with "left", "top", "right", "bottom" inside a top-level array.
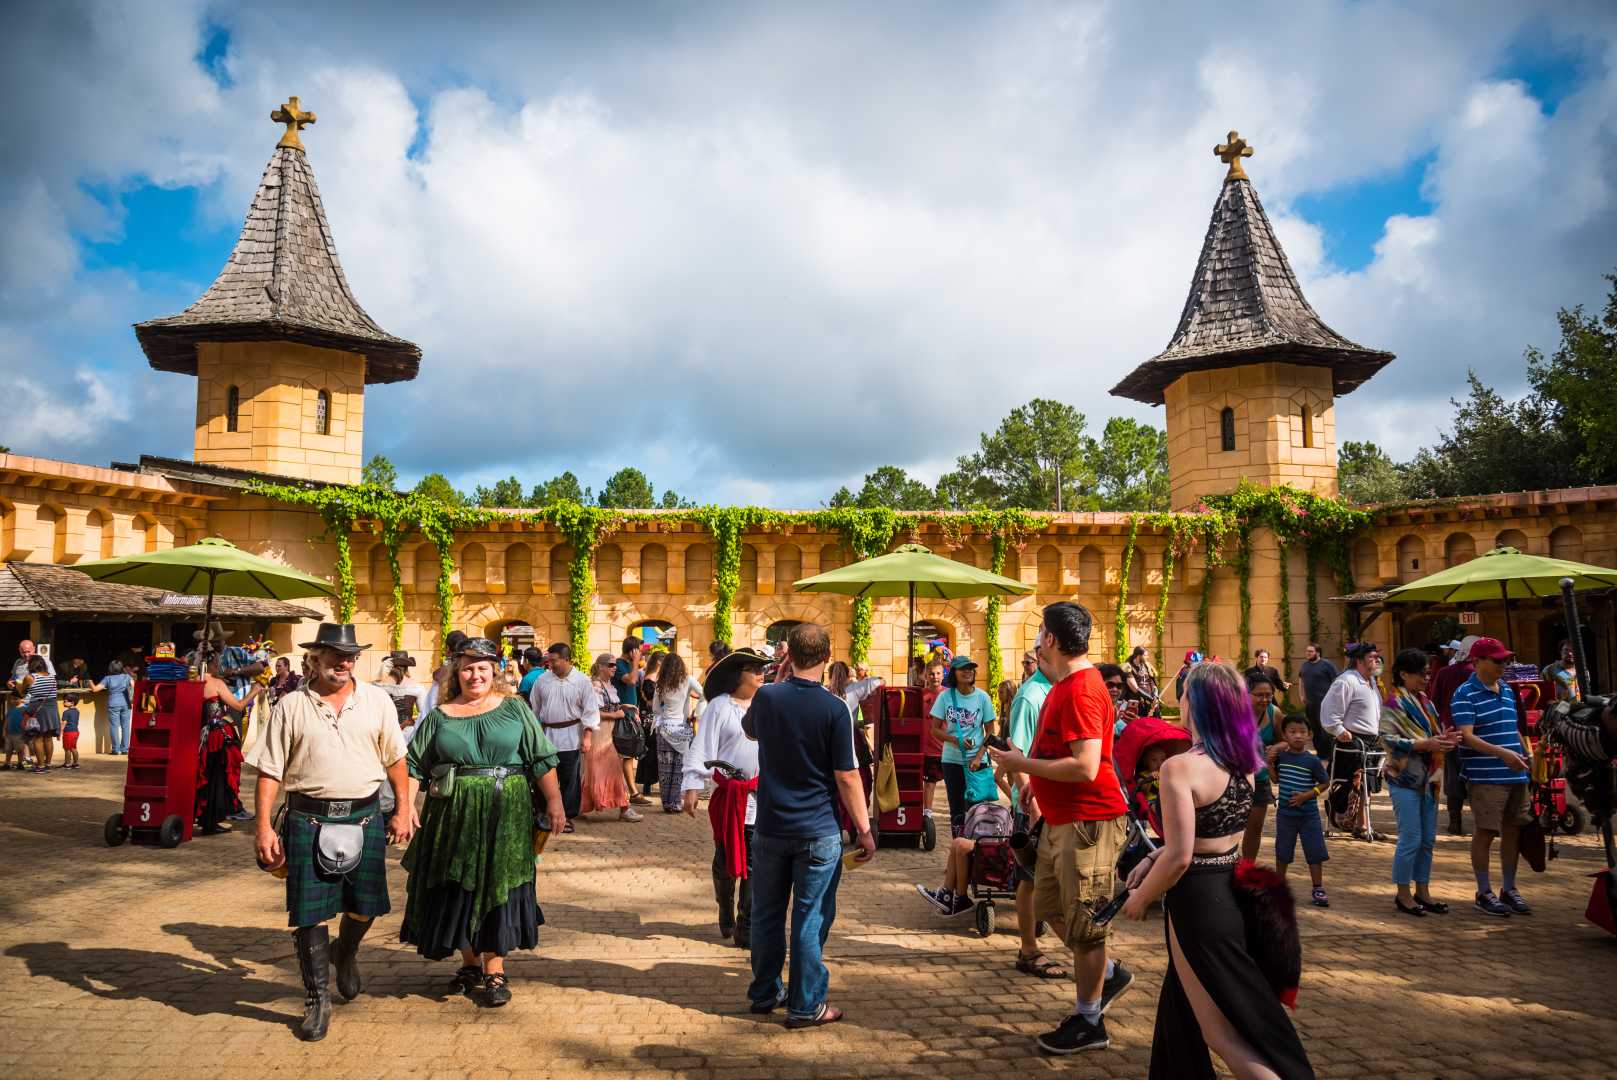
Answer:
[
  {"left": 929, "top": 655, "right": 996, "bottom": 837},
  {"left": 517, "top": 646, "right": 546, "bottom": 697},
  {"left": 1449, "top": 637, "right": 1533, "bottom": 918},
  {"left": 741, "top": 622, "right": 874, "bottom": 1027}
]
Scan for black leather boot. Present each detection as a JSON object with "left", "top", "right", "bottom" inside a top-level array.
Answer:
[
  {"left": 330, "top": 914, "right": 372, "bottom": 1002},
  {"left": 293, "top": 925, "right": 332, "bottom": 1042},
  {"left": 734, "top": 875, "right": 751, "bottom": 950},
  {"left": 713, "top": 868, "right": 736, "bottom": 939}
]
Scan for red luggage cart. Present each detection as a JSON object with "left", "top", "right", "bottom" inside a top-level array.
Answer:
[
  {"left": 870, "top": 686, "right": 936, "bottom": 850},
  {"left": 103, "top": 679, "right": 204, "bottom": 849}
]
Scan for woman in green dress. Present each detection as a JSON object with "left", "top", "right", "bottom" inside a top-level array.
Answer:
[{"left": 402, "top": 637, "right": 567, "bottom": 1007}]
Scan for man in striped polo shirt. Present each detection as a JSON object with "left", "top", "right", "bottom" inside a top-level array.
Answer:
[{"left": 1448, "top": 637, "right": 1533, "bottom": 917}]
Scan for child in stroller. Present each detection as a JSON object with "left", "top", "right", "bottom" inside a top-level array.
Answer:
[
  {"left": 1113, "top": 716, "right": 1193, "bottom": 840},
  {"left": 916, "top": 798, "right": 1018, "bottom": 936}
]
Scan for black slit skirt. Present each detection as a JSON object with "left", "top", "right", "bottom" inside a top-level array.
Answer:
[{"left": 1148, "top": 861, "right": 1315, "bottom": 1080}]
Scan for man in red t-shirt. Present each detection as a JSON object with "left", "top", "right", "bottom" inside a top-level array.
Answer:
[{"left": 990, "top": 602, "right": 1131, "bottom": 1056}]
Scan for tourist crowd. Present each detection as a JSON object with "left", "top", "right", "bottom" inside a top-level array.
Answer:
[{"left": 1, "top": 610, "right": 1584, "bottom": 1073}]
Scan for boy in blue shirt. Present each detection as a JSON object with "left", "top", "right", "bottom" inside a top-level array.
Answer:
[
  {"left": 60, "top": 698, "right": 82, "bottom": 769},
  {"left": 1272, "top": 715, "right": 1331, "bottom": 907},
  {"left": 4, "top": 702, "right": 30, "bottom": 770},
  {"left": 929, "top": 656, "right": 996, "bottom": 837}
]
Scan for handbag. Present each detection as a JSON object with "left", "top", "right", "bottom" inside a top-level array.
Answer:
[
  {"left": 427, "top": 763, "right": 457, "bottom": 799},
  {"left": 612, "top": 705, "right": 648, "bottom": 759},
  {"left": 1231, "top": 858, "right": 1302, "bottom": 1009},
  {"left": 313, "top": 818, "right": 368, "bottom": 876},
  {"left": 875, "top": 744, "right": 900, "bottom": 813}
]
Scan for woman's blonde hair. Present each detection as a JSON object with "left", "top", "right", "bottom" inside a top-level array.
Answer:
[{"left": 443, "top": 653, "right": 512, "bottom": 703}]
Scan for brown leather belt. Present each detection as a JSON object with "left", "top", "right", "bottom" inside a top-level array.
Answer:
[{"left": 542, "top": 720, "right": 581, "bottom": 730}]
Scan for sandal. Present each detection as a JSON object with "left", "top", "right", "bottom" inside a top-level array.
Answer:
[
  {"left": 785, "top": 1004, "right": 844, "bottom": 1029},
  {"left": 1015, "top": 952, "right": 1070, "bottom": 979},
  {"left": 562, "top": 821, "right": 575, "bottom": 834}
]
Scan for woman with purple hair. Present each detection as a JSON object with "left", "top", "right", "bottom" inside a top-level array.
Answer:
[{"left": 1121, "top": 661, "right": 1313, "bottom": 1079}]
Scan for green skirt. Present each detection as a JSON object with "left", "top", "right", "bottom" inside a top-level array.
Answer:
[{"left": 401, "top": 773, "right": 536, "bottom": 954}]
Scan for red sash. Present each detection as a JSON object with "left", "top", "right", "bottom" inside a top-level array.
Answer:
[{"left": 708, "top": 774, "right": 757, "bottom": 879}]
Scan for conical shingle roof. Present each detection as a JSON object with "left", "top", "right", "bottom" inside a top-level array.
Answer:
[
  {"left": 136, "top": 143, "right": 420, "bottom": 384},
  {"left": 1111, "top": 169, "right": 1392, "bottom": 405}
]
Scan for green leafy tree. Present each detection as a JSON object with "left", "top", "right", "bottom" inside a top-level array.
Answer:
[
  {"left": 1337, "top": 440, "right": 1410, "bottom": 506},
  {"left": 831, "top": 465, "right": 937, "bottom": 510},
  {"left": 1403, "top": 373, "right": 1579, "bottom": 498},
  {"left": 1527, "top": 271, "right": 1617, "bottom": 482},
  {"left": 472, "top": 475, "right": 528, "bottom": 507},
  {"left": 412, "top": 472, "right": 465, "bottom": 506},
  {"left": 1090, "top": 417, "right": 1169, "bottom": 510},
  {"left": 941, "top": 398, "right": 1098, "bottom": 510},
  {"left": 659, "top": 489, "right": 696, "bottom": 510},
  {"left": 533, "top": 471, "right": 587, "bottom": 505},
  {"left": 598, "top": 467, "right": 656, "bottom": 508},
  {"left": 361, "top": 454, "right": 398, "bottom": 489}
]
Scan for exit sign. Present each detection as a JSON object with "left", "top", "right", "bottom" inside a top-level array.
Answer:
[{"left": 1459, "top": 611, "right": 1481, "bottom": 625}]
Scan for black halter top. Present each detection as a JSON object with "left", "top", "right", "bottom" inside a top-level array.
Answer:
[{"left": 1193, "top": 770, "right": 1253, "bottom": 838}]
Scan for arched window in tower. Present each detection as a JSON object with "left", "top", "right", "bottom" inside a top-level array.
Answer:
[
  {"left": 315, "top": 390, "right": 331, "bottom": 435},
  {"left": 225, "top": 386, "right": 240, "bottom": 433},
  {"left": 1299, "top": 403, "right": 1315, "bottom": 448},
  {"left": 1219, "top": 407, "right": 1236, "bottom": 452}
]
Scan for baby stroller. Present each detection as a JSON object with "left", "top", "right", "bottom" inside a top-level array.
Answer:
[
  {"left": 1114, "top": 717, "right": 1194, "bottom": 840},
  {"left": 959, "top": 800, "right": 1018, "bottom": 937}
]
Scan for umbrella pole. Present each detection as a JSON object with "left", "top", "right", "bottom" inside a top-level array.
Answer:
[
  {"left": 200, "top": 569, "right": 219, "bottom": 678},
  {"left": 1500, "top": 580, "right": 1515, "bottom": 652},
  {"left": 908, "top": 583, "right": 916, "bottom": 676}
]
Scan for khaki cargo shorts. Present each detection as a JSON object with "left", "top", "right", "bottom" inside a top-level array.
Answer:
[
  {"left": 1032, "top": 816, "right": 1127, "bottom": 948},
  {"left": 1469, "top": 782, "right": 1532, "bottom": 833}
]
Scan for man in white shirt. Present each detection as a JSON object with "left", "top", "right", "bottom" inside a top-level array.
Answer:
[
  {"left": 682, "top": 648, "right": 769, "bottom": 948},
  {"left": 528, "top": 641, "right": 599, "bottom": 830},
  {"left": 1320, "top": 641, "right": 1383, "bottom": 835}
]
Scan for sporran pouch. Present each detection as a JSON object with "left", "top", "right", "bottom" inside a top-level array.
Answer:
[{"left": 313, "top": 819, "right": 366, "bottom": 876}]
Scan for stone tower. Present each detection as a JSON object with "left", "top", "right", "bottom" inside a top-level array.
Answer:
[
  {"left": 1112, "top": 133, "right": 1393, "bottom": 510},
  {"left": 135, "top": 97, "right": 420, "bottom": 485}
]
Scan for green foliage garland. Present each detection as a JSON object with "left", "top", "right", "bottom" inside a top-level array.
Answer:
[
  {"left": 1233, "top": 525, "right": 1253, "bottom": 666},
  {"left": 1154, "top": 543, "right": 1175, "bottom": 657},
  {"left": 1115, "top": 516, "right": 1138, "bottom": 662},
  {"left": 1276, "top": 541, "right": 1293, "bottom": 677},
  {"left": 241, "top": 477, "right": 1364, "bottom": 677}
]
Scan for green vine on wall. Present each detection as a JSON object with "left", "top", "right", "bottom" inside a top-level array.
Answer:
[
  {"left": 1276, "top": 541, "right": 1293, "bottom": 677},
  {"left": 1115, "top": 516, "right": 1138, "bottom": 662},
  {"left": 243, "top": 476, "right": 1365, "bottom": 676},
  {"left": 1233, "top": 525, "right": 1253, "bottom": 666}
]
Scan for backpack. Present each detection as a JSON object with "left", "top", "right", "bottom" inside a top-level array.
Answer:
[{"left": 962, "top": 800, "right": 1013, "bottom": 841}]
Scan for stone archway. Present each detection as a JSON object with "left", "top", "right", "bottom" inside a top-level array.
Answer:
[{"left": 607, "top": 605, "right": 696, "bottom": 666}]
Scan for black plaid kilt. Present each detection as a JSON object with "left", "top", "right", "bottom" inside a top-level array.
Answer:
[{"left": 282, "top": 806, "right": 391, "bottom": 928}]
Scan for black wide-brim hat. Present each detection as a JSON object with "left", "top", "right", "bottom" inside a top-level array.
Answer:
[
  {"left": 703, "top": 647, "right": 772, "bottom": 700},
  {"left": 298, "top": 622, "right": 371, "bottom": 655}
]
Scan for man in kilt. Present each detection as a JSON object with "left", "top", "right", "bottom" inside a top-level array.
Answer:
[{"left": 248, "top": 623, "right": 412, "bottom": 1042}]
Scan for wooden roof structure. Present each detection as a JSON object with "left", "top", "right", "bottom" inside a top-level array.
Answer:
[
  {"left": 1112, "top": 133, "right": 1394, "bottom": 404},
  {"left": 1, "top": 562, "right": 322, "bottom": 622},
  {"left": 135, "top": 98, "right": 420, "bottom": 384}
]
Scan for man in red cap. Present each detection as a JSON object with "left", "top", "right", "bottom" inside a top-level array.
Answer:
[{"left": 1448, "top": 637, "right": 1534, "bottom": 917}]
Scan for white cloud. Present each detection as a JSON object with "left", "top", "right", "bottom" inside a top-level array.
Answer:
[{"left": 3, "top": 2, "right": 1616, "bottom": 501}]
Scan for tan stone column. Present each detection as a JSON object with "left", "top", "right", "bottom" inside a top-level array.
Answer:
[
  {"left": 757, "top": 547, "right": 776, "bottom": 596},
  {"left": 621, "top": 542, "right": 643, "bottom": 595},
  {"left": 486, "top": 543, "right": 508, "bottom": 595}
]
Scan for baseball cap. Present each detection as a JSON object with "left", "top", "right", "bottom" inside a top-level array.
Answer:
[
  {"left": 1454, "top": 635, "right": 1481, "bottom": 662},
  {"left": 1443, "top": 640, "right": 1463, "bottom": 651},
  {"left": 1467, "top": 637, "right": 1515, "bottom": 662},
  {"left": 950, "top": 655, "right": 978, "bottom": 670}
]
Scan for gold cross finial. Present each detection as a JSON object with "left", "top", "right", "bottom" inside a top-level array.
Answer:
[
  {"left": 271, "top": 96, "right": 317, "bottom": 151},
  {"left": 1215, "top": 130, "right": 1253, "bottom": 181}
]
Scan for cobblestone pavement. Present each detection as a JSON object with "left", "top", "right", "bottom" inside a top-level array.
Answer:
[{"left": 1, "top": 755, "right": 1615, "bottom": 1079}]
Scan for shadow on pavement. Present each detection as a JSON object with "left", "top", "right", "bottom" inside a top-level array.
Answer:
[{"left": 6, "top": 939, "right": 295, "bottom": 1032}]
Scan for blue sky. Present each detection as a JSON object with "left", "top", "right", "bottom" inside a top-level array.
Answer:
[{"left": 4, "top": 2, "right": 1616, "bottom": 506}]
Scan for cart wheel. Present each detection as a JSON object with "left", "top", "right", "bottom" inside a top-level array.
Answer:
[
  {"left": 975, "top": 901, "right": 995, "bottom": 938},
  {"left": 158, "top": 815, "right": 184, "bottom": 849},
  {"left": 921, "top": 814, "right": 937, "bottom": 852},
  {"left": 1560, "top": 805, "right": 1588, "bottom": 836},
  {"left": 103, "top": 813, "right": 127, "bottom": 847}
]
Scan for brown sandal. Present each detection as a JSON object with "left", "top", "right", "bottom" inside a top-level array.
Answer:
[
  {"left": 1015, "top": 952, "right": 1069, "bottom": 979},
  {"left": 785, "top": 1004, "right": 844, "bottom": 1029}
]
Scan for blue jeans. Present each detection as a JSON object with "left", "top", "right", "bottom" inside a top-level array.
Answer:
[
  {"left": 105, "top": 705, "right": 131, "bottom": 754},
  {"left": 1389, "top": 783, "right": 1438, "bottom": 886},
  {"left": 748, "top": 831, "right": 843, "bottom": 1020}
]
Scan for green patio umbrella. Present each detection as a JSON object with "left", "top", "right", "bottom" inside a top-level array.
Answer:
[
  {"left": 71, "top": 537, "right": 337, "bottom": 652},
  {"left": 794, "top": 542, "right": 1033, "bottom": 658},
  {"left": 1383, "top": 546, "right": 1617, "bottom": 649}
]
